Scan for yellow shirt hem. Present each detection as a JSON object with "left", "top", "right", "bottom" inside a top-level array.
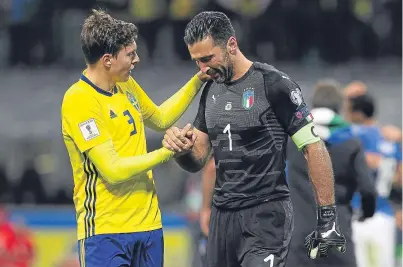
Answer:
[{"left": 77, "top": 222, "right": 163, "bottom": 240}]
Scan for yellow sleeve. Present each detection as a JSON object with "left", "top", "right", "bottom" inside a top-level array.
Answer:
[
  {"left": 128, "top": 78, "right": 158, "bottom": 120},
  {"left": 62, "top": 93, "right": 111, "bottom": 152},
  {"left": 130, "top": 75, "right": 203, "bottom": 131},
  {"left": 88, "top": 140, "right": 174, "bottom": 184}
]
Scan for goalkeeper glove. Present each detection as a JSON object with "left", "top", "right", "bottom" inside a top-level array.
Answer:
[{"left": 304, "top": 205, "right": 346, "bottom": 259}]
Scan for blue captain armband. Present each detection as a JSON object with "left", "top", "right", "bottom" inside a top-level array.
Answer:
[{"left": 291, "top": 122, "right": 321, "bottom": 151}]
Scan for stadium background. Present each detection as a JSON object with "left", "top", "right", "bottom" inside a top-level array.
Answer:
[{"left": 0, "top": 0, "right": 401, "bottom": 266}]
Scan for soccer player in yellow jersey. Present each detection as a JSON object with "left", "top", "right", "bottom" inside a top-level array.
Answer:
[{"left": 61, "top": 9, "right": 207, "bottom": 267}]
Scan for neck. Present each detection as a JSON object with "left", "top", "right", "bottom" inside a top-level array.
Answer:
[
  {"left": 85, "top": 65, "right": 116, "bottom": 92},
  {"left": 231, "top": 52, "right": 253, "bottom": 82}
]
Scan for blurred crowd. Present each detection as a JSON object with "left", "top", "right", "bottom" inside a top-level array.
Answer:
[
  {"left": 0, "top": 0, "right": 401, "bottom": 67},
  {"left": 0, "top": 162, "right": 71, "bottom": 205}
]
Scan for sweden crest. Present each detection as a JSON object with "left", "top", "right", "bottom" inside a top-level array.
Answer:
[{"left": 126, "top": 92, "right": 140, "bottom": 111}]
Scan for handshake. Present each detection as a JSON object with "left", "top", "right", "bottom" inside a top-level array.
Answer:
[{"left": 162, "top": 124, "right": 197, "bottom": 156}]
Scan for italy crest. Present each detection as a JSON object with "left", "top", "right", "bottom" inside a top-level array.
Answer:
[{"left": 242, "top": 88, "right": 254, "bottom": 110}]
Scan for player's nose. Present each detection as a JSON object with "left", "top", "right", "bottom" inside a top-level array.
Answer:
[{"left": 133, "top": 54, "right": 140, "bottom": 65}]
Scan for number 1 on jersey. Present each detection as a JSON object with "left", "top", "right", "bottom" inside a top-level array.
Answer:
[
  {"left": 223, "top": 123, "right": 232, "bottom": 151},
  {"left": 264, "top": 254, "right": 274, "bottom": 267}
]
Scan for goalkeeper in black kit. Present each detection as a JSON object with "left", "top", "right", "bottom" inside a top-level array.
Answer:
[{"left": 162, "top": 11, "right": 346, "bottom": 267}]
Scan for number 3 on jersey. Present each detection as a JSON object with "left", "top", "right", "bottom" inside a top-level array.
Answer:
[
  {"left": 123, "top": 110, "right": 137, "bottom": 136},
  {"left": 223, "top": 123, "right": 232, "bottom": 151}
]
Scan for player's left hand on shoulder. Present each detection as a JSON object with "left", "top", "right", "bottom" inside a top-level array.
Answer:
[{"left": 304, "top": 205, "right": 346, "bottom": 260}]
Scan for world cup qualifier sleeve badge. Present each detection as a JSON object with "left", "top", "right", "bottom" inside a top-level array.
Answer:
[
  {"left": 126, "top": 92, "right": 140, "bottom": 111},
  {"left": 242, "top": 88, "right": 254, "bottom": 110},
  {"left": 290, "top": 88, "right": 303, "bottom": 107}
]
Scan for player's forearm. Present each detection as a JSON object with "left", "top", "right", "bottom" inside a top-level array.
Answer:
[
  {"left": 175, "top": 153, "right": 206, "bottom": 173},
  {"left": 88, "top": 140, "right": 174, "bottom": 184},
  {"left": 175, "top": 144, "right": 211, "bottom": 173},
  {"left": 304, "top": 141, "right": 336, "bottom": 206},
  {"left": 146, "top": 75, "right": 203, "bottom": 131},
  {"left": 202, "top": 161, "right": 216, "bottom": 210},
  {"left": 202, "top": 182, "right": 215, "bottom": 210}
]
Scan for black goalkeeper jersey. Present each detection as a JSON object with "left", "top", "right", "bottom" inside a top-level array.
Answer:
[{"left": 194, "top": 62, "right": 313, "bottom": 209}]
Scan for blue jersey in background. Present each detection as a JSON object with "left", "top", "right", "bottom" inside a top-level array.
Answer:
[{"left": 351, "top": 125, "right": 402, "bottom": 216}]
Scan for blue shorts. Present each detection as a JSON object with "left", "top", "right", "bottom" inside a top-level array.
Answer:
[{"left": 78, "top": 229, "right": 163, "bottom": 267}]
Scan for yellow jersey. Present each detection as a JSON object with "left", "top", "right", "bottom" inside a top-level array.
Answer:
[{"left": 62, "top": 73, "right": 161, "bottom": 240}]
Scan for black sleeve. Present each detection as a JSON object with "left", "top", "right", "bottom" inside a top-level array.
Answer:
[
  {"left": 193, "top": 81, "right": 212, "bottom": 134},
  {"left": 353, "top": 143, "right": 376, "bottom": 219},
  {"left": 264, "top": 74, "right": 312, "bottom": 136}
]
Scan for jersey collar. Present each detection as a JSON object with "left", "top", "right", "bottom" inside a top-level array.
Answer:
[
  {"left": 225, "top": 62, "right": 255, "bottom": 86},
  {"left": 80, "top": 74, "right": 118, "bottom": 97}
]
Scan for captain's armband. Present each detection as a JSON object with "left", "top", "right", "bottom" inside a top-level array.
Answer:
[{"left": 291, "top": 122, "right": 321, "bottom": 150}]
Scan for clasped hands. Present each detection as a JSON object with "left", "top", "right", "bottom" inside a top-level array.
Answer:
[{"left": 162, "top": 124, "right": 196, "bottom": 156}]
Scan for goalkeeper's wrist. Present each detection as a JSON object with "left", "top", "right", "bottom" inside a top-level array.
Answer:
[{"left": 317, "top": 205, "right": 337, "bottom": 224}]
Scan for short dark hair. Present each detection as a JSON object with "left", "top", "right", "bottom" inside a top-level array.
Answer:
[
  {"left": 184, "top": 11, "right": 235, "bottom": 47},
  {"left": 349, "top": 94, "right": 376, "bottom": 118},
  {"left": 312, "top": 79, "right": 343, "bottom": 113},
  {"left": 81, "top": 9, "right": 138, "bottom": 64}
]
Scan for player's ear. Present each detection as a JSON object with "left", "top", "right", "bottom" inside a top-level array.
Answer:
[
  {"left": 102, "top": 54, "right": 113, "bottom": 68},
  {"left": 227, "top": 37, "right": 237, "bottom": 55}
]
